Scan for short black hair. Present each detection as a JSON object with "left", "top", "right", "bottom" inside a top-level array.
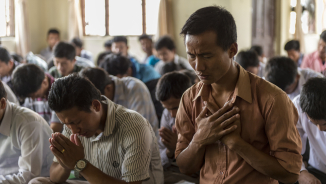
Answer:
[
  {"left": 0, "top": 47, "right": 12, "bottom": 64},
  {"left": 284, "top": 40, "right": 300, "bottom": 51},
  {"left": 265, "top": 56, "right": 298, "bottom": 91},
  {"left": 79, "top": 67, "right": 112, "bottom": 94},
  {"left": 155, "top": 36, "right": 175, "bottom": 51},
  {"left": 96, "top": 51, "right": 111, "bottom": 66},
  {"left": 178, "top": 69, "right": 198, "bottom": 85},
  {"left": 112, "top": 36, "right": 128, "bottom": 45},
  {"left": 0, "top": 81, "right": 7, "bottom": 99},
  {"left": 161, "top": 62, "right": 177, "bottom": 74},
  {"left": 11, "top": 53, "right": 23, "bottom": 63},
  {"left": 54, "top": 42, "right": 76, "bottom": 60},
  {"left": 47, "top": 28, "right": 60, "bottom": 36},
  {"left": 250, "top": 45, "right": 263, "bottom": 56},
  {"left": 320, "top": 30, "right": 326, "bottom": 43},
  {"left": 300, "top": 78, "right": 326, "bottom": 120},
  {"left": 180, "top": 6, "right": 237, "bottom": 51},
  {"left": 104, "top": 39, "right": 113, "bottom": 47},
  {"left": 156, "top": 72, "right": 192, "bottom": 101},
  {"left": 48, "top": 73, "right": 101, "bottom": 112},
  {"left": 139, "top": 34, "right": 152, "bottom": 42},
  {"left": 12, "top": 64, "right": 45, "bottom": 98},
  {"left": 71, "top": 37, "right": 83, "bottom": 48},
  {"left": 99, "top": 53, "right": 131, "bottom": 76},
  {"left": 236, "top": 50, "right": 260, "bottom": 69}
]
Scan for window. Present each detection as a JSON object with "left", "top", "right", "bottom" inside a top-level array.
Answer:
[
  {"left": 289, "top": 0, "right": 316, "bottom": 34},
  {"left": 0, "top": 0, "right": 15, "bottom": 37},
  {"left": 82, "top": 0, "right": 160, "bottom": 36}
]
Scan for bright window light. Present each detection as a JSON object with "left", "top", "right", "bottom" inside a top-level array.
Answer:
[
  {"left": 0, "top": 0, "right": 11, "bottom": 37},
  {"left": 145, "top": 0, "right": 160, "bottom": 35},
  {"left": 85, "top": 0, "right": 106, "bottom": 36}
]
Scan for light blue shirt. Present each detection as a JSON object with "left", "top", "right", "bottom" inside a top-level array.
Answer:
[{"left": 111, "top": 76, "right": 159, "bottom": 137}]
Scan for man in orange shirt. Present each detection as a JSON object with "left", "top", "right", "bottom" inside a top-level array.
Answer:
[{"left": 175, "top": 6, "right": 302, "bottom": 184}]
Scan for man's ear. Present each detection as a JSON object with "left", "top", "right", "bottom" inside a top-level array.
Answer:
[
  {"left": 0, "top": 98, "right": 7, "bottom": 110},
  {"left": 228, "top": 43, "right": 238, "bottom": 59},
  {"left": 91, "top": 100, "right": 101, "bottom": 112},
  {"left": 8, "top": 59, "right": 14, "bottom": 68}
]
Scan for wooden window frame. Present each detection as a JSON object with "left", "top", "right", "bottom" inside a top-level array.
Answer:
[
  {"left": 81, "top": 0, "right": 148, "bottom": 36},
  {"left": 1, "top": 0, "right": 15, "bottom": 37}
]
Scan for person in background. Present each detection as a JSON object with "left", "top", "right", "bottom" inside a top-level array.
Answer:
[
  {"left": 71, "top": 37, "right": 93, "bottom": 62},
  {"left": 11, "top": 53, "right": 23, "bottom": 63},
  {"left": 99, "top": 54, "right": 163, "bottom": 121},
  {"left": 250, "top": 45, "right": 266, "bottom": 78},
  {"left": 104, "top": 39, "right": 113, "bottom": 52},
  {"left": 178, "top": 69, "right": 200, "bottom": 85},
  {"left": 0, "top": 80, "right": 53, "bottom": 184},
  {"left": 265, "top": 56, "right": 323, "bottom": 100},
  {"left": 293, "top": 78, "right": 326, "bottom": 184},
  {"left": 156, "top": 72, "right": 199, "bottom": 183},
  {"left": 40, "top": 29, "right": 60, "bottom": 62},
  {"left": 96, "top": 51, "right": 111, "bottom": 66},
  {"left": 138, "top": 34, "right": 160, "bottom": 66},
  {"left": 79, "top": 67, "right": 159, "bottom": 137},
  {"left": 29, "top": 74, "right": 163, "bottom": 184},
  {"left": 175, "top": 6, "right": 302, "bottom": 184},
  {"left": 0, "top": 47, "right": 21, "bottom": 90},
  {"left": 12, "top": 64, "right": 62, "bottom": 132},
  {"left": 301, "top": 30, "right": 326, "bottom": 73},
  {"left": 235, "top": 50, "right": 261, "bottom": 77},
  {"left": 49, "top": 42, "right": 85, "bottom": 78},
  {"left": 154, "top": 36, "right": 192, "bottom": 75},
  {"left": 284, "top": 40, "right": 304, "bottom": 67}
]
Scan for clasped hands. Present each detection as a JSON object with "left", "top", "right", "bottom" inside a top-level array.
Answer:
[
  {"left": 193, "top": 101, "right": 242, "bottom": 148},
  {"left": 49, "top": 133, "right": 85, "bottom": 170}
]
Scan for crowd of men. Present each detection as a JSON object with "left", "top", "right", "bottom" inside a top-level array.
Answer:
[{"left": 0, "top": 5, "right": 326, "bottom": 184}]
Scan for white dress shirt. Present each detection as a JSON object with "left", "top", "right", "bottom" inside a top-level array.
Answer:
[
  {"left": 293, "top": 96, "right": 326, "bottom": 173},
  {"left": 288, "top": 68, "right": 323, "bottom": 100},
  {"left": 0, "top": 101, "right": 53, "bottom": 184}
]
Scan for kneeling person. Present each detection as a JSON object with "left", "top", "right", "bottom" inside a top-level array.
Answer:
[
  {"left": 0, "top": 81, "right": 53, "bottom": 184},
  {"left": 29, "top": 74, "right": 163, "bottom": 184}
]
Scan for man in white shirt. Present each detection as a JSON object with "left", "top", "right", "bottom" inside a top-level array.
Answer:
[
  {"left": 293, "top": 77, "right": 326, "bottom": 184},
  {"left": 79, "top": 67, "right": 159, "bottom": 137},
  {"left": 0, "top": 81, "right": 53, "bottom": 184},
  {"left": 29, "top": 74, "right": 163, "bottom": 184},
  {"left": 265, "top": 56, "right": 323, "bottom": 100},
  {"left": 154, "top": 36, "right": 192, "bottom": 75}
]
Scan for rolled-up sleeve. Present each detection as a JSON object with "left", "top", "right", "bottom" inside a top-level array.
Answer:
[
  {"left": 175, "top": 92, "right": 196, "bottom": 159},
  {"left": 264, "top": 93, "right": 302, "bottom": 175}
]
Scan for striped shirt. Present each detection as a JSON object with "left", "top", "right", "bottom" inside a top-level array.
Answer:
[
  {"left": 112, "top": 76, "right": 159, "bottom": 137},
  {"left": 53, "top": 96, "right": 163, "bottom": 183}
]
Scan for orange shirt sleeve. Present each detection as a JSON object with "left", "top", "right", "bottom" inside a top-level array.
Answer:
[
  {"left": 264, "top": 93, "right": 302, "bottom": 175},
  {"left": 175, "top": 91, "right": 196, "bottom": 159}
]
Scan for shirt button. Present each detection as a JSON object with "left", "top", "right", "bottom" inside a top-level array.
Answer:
[{"left": 220, "top": 171, "right": 224, "bottom": 175}]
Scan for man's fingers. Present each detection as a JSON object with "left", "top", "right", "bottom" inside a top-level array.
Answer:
[
  {"left": 209, "top": 102, "right": 235, "bottom": 121},
  {"left": 54, "top": 134, "right": 70, "bottom": 149},
  {"left": 198, "top": 104, "right": 209, "bottom": 119},
  {"left": 214, "top": 106, "right": 239, "bottom": 124},
  {"left": 220, "top": 125, "right": 237, "bottom": 136},
  {"left": 205, "top": 101, "right": 219, "bottom": 115},
  {"left": 50, "top": 138, "right": 65, "bottom": 153},
  {"left": 75, "top": 134, "right": 82, "bottom": 146},
  {"left": 220, "top": 114, "right": 240, "bottom": 128},
  {"left": 70, "top": 134, "right": 76, "bottom": 145},
  {"left": 160, "top": 133, "right": 170, "bottom": 142}
]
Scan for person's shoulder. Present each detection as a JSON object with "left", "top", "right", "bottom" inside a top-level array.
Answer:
[
  {"left": 121, "top": 76, "right": 148, "bottom": 91},
  {"left": 303, "top": 51, "right": 318, "bottom": 60},
  {"left": 300, "top": 68, "right": 323, "bottom": 78},
  {"left": 40, "top": 47, "right": 49, "bottom": 54},
  {"left": 12, "top": 103, "right": 49, "bottom": 126},
  {"left": 115, "top": 105, "right": 149, "bottom": 129},
  {"left": 182, "top": 81, "right": 203, "bottom": 101}
]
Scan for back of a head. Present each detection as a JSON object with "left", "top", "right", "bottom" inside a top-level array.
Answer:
[
  {"left": 79, "top": 67, "right": 112, "bottom": 94},
  {"left": 96, "top": 51, "right": 112, "bottom": 66},
  {"left": 71, "top": 37, "right": 83, "bottom": 48},
  {"left": 54, "top": 42, "right": 76, "bottom": 60},
  {"left": 178, "top": 69, "right": 198, "bottom": 85},
  {"left": 12, "top": 64, "right": 45, "bottom": 98},
  {"left": 0, "top": 81, "right": 7, "bottom": 99},
  {"left": 300, "top": 77, "right": 326, "bottom": 120},
  {"left": 320, "top": 30, "right": 326, "bottom": 43},
  {"left": 265, "top": 56, "right": 298, "bottom": 91},
  {"left": 161, "top": 61, "right": 177, "bottom": 75},
  {"left": 236, "top": 50, "right": 260, "bottom": 69},
  {"left": 250, "top": 45, "right": 263, "bottom": 56},
  {"left": 180, "top": 6, "right": 237, "bottom": 51},
  {"left": 0, "top": 47, "right": 12, "bottom": 64},
  {"left": 104, "top": 39, "right": 113, "bottom": 47},
  {"left": 284, "top": 40, "right": 300, "bottom": 51},
  {"left": 99, "top": 53, "right": 131, "bottom": 76},
  {"left": 48, "top": 73, "right": 101, "bottom": 113},
  {"left": 155, "top": 36, "right": 175, "bottom": 51},
  {"left": 11, "top": 53, "right": 23, "bottom": 63},
  {"left": 139, "top": 34, "right": 152, "bottom": 42},
  {"left": 48, "top": 28, "right": 60, "bottom": 36},
  {"left": 156, "top": 72, "right": 192, "bottom": 102},
  {"left": 112, "top": 36, "right": 128, "bottom": 45}
]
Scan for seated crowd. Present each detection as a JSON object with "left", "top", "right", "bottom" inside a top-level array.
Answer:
[{"left": 0, "top": 5, "right": 326, "bottom": 184}]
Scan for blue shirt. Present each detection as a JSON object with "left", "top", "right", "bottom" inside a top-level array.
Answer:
[
  {"left": 129, "top": 57, "right": 161, "bottom": 83},
  {"left": 146, "top": 55, "right": 160, "bottom": 67}
]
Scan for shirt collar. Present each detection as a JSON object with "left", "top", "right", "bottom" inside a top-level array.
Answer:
[
  {"left": 0, "top": 101, "right": 13, "bottom": 137},
  {"left": 102, "top": 95, "right": 117, "bottom": 136},
  {"left": 193, "top": 65, "right": 252, "bottom": 104},
  {"left": 111, "top": 76, "right": 125, "bottom": 103}
]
